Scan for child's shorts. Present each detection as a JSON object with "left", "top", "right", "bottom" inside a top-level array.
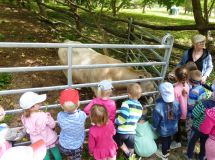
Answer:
[
  {"left": 59, "top": 144, "right": 83, "bottom": 160},
  {"left": 114, "top": 133, "right": 135, "bottom": 149}
]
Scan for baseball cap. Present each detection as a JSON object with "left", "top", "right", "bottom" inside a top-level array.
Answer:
[
  {"left": 98, "top": 80, "right": 113, "bottom": 91},
  {"left": 1, "top": 139, "right": 46, "bottom": 160},
  {"left": 60, "top": 88, "right": 79, "bottom": 106},
  {"left": 19, "top": 92, "right": 47, "bottom": 110},
  {"left": 159, "top": 82, "right": 174, "bottom": 103}
]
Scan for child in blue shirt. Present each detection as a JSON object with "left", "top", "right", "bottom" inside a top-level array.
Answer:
[
  {"left": 187, "top": 70, "right": 206, "bottom": 141},
  {"left": 57, "top": 88, "right": 87, "bottom": 160},
  {"left": 153, "top": 82, "right": 181, "bottom": 160}
]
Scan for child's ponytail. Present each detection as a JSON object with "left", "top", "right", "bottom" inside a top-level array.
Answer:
[
  {"left": 175, "top": 67, "right": 188, "bottom": 97},
  {"left": 167, "top": 102, "right": 174, "bottom": 120},
  {"left": 182, "top": 81, "right": 188, "bottom": 97}
]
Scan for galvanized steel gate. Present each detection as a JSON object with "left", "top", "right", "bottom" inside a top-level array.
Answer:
[{"left": 0, "top": 34, "right": 174, "bottom": 145}]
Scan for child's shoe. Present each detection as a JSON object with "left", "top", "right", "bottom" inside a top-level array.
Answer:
[
  {"left": 155, "top": 149, "right": 169, "bottom": 160},
  {"left": 129, "top": 153, "right": 137, "bottom": 160},
  {"left": 170, "top": 141, "right": 181, "bottom": 149}
]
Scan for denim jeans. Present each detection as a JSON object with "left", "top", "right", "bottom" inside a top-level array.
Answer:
[
  {"left": 187, "top": 127, "right": 208, "bottom": 160},
  {"left": 160, "top": 136, "right": 171, "bottom": 155}
]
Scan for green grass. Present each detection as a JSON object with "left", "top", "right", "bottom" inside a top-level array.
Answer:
[{"left": 0, "top": 73, "right": 12, "bottom": 89}]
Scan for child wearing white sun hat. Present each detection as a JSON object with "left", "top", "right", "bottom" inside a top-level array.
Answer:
[
  {"left": 152, "top": 82, "right": 181, "bottom": 160},
  {"left": 20, "top": 91, "right": 62, "bottom": 160}
]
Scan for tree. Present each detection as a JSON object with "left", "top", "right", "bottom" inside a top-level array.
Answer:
[
  {"left": 183, "top": 0, "right": 192, "bottom": 14},
  {"left": 157, "top": 0, "right": 185, "bottom": 10},
  {"left": 191, "top": 0, "right": 215, "bottom": 35},
  {"left": 133, "top": 0, "right": 156, "bottom": 13}
]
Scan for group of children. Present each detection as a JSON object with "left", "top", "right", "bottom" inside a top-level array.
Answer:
[{"left": 0, "top": 63, "right": 215, "bottom": 160}]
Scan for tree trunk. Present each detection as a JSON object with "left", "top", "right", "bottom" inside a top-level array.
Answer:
[
  {"left": 191, "top": 0, "right": 208, "bottom": 35},
  {"left": 111, "top": 0, "right": 116, "bottom": 16}
]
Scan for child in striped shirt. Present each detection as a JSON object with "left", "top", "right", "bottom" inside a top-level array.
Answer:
[{"left": 114, "top": 83, "right": 143, "bottom": 159}]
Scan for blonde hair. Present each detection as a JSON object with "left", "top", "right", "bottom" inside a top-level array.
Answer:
[
  {"left": 61, "top": 101, "right": 79, "bottom": 112},
  {"left": 127, "top": 83, "right": 142, "bottom": 99},
  {"left": 97, "top": 88, "right": 112, "bottom": 98},
  {"left": 184, "top": 61, "right": 198, "bottom": 72},
  {"left": 90, "top": 104, "right": 108, "bottom": 126}
]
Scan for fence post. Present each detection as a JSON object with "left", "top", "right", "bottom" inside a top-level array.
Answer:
[
  {"left": 67, "top": 47, "right": 72, "bottom": 86},
  {"left": 160, "top": 33, "right": 174, "bottom": 83}
]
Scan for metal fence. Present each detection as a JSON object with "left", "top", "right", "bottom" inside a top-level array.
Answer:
[{"left": 0, "top": 34, "right": 173, "bottom": 146}]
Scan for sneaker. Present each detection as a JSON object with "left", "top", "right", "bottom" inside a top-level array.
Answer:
[
  {"left": 129, "top": 153, "right": 137, "bottom": 160},
  {"left": 155, "top": 149, "right": 169, "bottom": 160},
  {"left": 170, "top": 141, "right": 181, "bottom": 150}
]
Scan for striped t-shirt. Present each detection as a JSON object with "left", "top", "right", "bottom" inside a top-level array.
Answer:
[{"left": 115, "top": 99, "right": 143, "bottom": 134}]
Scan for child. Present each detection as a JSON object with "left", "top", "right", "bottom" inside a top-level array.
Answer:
[
  {"left": 134, "top": 109, "right": 157, "bottom": 158},
  {"left": 88, "top": 104, "right": 118, "bottom": 160},
  {"left": 20, "top": 91, "right": 62, "bottom": 160},
  {"left": 1, "top": 139, "right": 46, "bottom": 160},
  {"left": 0, "top": 106, "right": 11, "bottom": 158},
  {"left": 114, "top": 83, "right": 143, "bottom": 159},
  {"left": 84, "top": 80, "right": 116, "bottom": 122},
  {"left": 186, "top": 87, "right": 215, "bottom": 160},
  {"left": 200, "top": 107, "right": 215, "bottom": 160},
  {"left": 152, "top": 82, "right": 181, "bottom": 160},
  {"left": 57, "top": 88, "right": 87, "bottom": 160},
  {"left": 186, "top": 70, "right": 206, "bottom": 141},
  {"left": 173, "top": 67, "right": 189, "bottom": 147}
]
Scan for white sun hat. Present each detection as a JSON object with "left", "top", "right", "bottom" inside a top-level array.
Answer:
[
  {"left": 98, "top": 80, "right": 113, "bottom": 91},
  {"left": 159, "top": 82, "right": 174, "bottom": 103},
  {"left": 19, "top": 92, "right": 47, "bottom": 109},
  {"left": 1, "top": 139, "right": 46, "bottom": 160}
]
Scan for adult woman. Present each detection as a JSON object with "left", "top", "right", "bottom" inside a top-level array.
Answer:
[{"left": 169, "top": 34, "right": 213, "bottom": 83}]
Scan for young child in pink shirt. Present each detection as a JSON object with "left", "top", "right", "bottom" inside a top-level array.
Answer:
[
  {"left": 84, "top": 80, "right": 116, "bottom": 122},
  {"left": 0, "top": 106, "right": 11, "bottom": 158},
  {"left": 88, "top": 104, "right": 118, "bottom": 160},
  {"left": 200, "top": 106, "right": 215, "bottom": 160},
  {"left": 173, "top": 67, "right": 189, "bottom": 147},
  {"left": 20, "top": 91, "right": 62, "bottom": 160}
]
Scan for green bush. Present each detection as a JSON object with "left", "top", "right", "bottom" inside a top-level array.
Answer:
[{"left": 0, "top": 73, "right": 12, "bottom": 88}]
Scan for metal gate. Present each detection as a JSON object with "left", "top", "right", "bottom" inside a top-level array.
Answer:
[{"left": 0, "top": 34, "right": 173, "bottom": 145}]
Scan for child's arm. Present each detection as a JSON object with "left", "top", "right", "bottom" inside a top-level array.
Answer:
[
  {"left": 46, "top": 112, "right": 56, "bottom": 129},
  {"left": 115, "top": 102, "right": 129, "bottom": 126},
  {"left": 109, "top": 101, "right": 116, "bottom": 122},
  {"left": 83, "top": 99, "right": 96, "bottom": 115},
  {"left": 198, "top": 87, "right": 207, "bottom": 100},
  {"left": 35, "top": 112, "right": 55, "bottom": 131},
  {"left": 88, "top": 130, "right": 95, "bottom": 156},
  {"left": 152, "top": 106, "right": 161, "bottom": 131},
  {"left": 192, "top": 101, "right": 204, "bottom": 119}
]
